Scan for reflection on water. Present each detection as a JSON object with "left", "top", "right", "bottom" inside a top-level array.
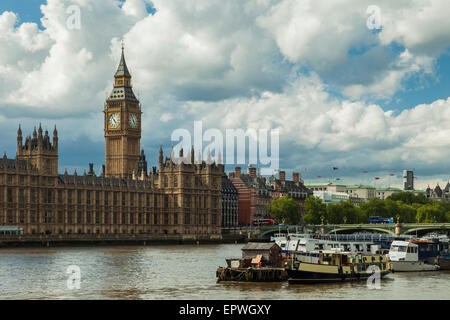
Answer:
[{"left": 0, "top": 244, "right": 448, "bottom": 300}]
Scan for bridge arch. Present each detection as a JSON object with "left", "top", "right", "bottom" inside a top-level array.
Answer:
[
  {"left": 403, "top": 226, "right": 450, "bottom": 236},
  {"left": 327, "top": 227, "right": 395, "bottom": 235},
  {"left": 259, "top": 225, "right": 309, "bottom": 238}
]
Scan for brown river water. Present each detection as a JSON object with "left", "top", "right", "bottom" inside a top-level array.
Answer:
[{"left": 0, "top": 244, "right": 448, "bottom": 300}]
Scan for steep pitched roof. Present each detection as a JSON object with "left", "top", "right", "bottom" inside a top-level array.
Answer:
[
  {"left": 222, "top": 175, "right": 237, "bottom": 193},
  {"left": 444, "top": 182, "right": 450, "bottom": 193},
  {"left": 242, "top": 242, "right": 279, "bottom": 251},
  {"left": 269, "top": 177, "right": 312, "bottom": 195},
  {"left": 434, "top": 184, "right": 443, "bottom": 197},
  {"left": 115, "top": 47, "right": 131, "bottom": 78},
  {"left": 240, "top": 175, "right": 271, "bottom": 191}
]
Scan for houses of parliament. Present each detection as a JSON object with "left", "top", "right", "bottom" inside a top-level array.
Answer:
[{"left": 0, "top": 47, "right": 223, "bottom": 237}]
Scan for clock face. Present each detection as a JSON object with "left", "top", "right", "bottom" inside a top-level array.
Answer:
[
  {"left": 108, "top": 113, "right": 120, "bottom": 129},
  {"left": 129, "top": 113, "right": 138, "bottom": 129}
]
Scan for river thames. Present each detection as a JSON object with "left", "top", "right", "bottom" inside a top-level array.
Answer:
[{"left": 0, "top": 244, "right": 448, "bottom": 300}]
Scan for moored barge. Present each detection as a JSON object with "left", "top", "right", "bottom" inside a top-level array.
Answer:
[{"left": 286, "top": 250, "right": 390, "bottom": 284}]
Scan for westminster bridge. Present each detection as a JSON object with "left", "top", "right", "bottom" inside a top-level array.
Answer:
[
  {"left": 1, "top": 224, "right": 449, "bottom": 246},
  {"left": 255, "top": 223, "right": 450, "bottom": 240}
]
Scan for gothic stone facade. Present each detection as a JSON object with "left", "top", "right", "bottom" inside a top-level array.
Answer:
[
  {"left": 0, "top": 48, "right": 223, "bottom": 236},
  {"left": 426, "top": 182, "right": 450, "bottom": 202},
  {"left": 221, "top": 174, "right": 238, "bottom": 228}
]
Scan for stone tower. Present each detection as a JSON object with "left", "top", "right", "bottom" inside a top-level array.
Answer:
[
  {"left": 16, "top": 124, "right": 58, "bottom": 174},
  {"left": 104, "top": 45, "right": 142, "bottom": 178}
]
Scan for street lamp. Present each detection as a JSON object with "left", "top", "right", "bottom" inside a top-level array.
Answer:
[{"left": 320, "top": 215, "right": 325, "bottom": 235}]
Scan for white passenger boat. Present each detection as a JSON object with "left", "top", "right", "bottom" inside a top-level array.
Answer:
[
  {"left": 387, "top": 241, "right": 439, "bottom": 272},
  {"left": 272, "top": 233, "right": 386, "bottom": 255}
]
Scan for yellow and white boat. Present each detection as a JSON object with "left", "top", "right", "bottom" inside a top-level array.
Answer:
[{"left": 286, "top": 250, "right": 390, "bottom": 284}]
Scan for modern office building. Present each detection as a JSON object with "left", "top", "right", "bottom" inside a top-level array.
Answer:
[{"left": 403, "top": 170, "right": 414, "bottom": 190}]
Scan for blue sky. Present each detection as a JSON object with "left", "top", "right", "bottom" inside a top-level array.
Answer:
[
  {"left": 0, "top": 0, "right": 449, "bottom": 189},
  {"left": 3, "top": 0, "right": 449, "bottom": 110},
  {"left": 0, "top": 0, "right": 45, "bottom": 27}
]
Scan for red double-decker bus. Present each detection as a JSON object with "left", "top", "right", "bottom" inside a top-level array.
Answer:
[{"left": 252, "top": 219, "right": 275, "bottom": 226}]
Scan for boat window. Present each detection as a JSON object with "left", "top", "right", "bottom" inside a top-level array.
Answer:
[{"left": 391, "top": 246, "right": 407, "bottom": 252}]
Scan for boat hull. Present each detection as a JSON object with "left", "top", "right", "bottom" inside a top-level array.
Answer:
[
  {"left": 389, "top": 261, "right": 439, "bottom": 272},
  {"left": 437, "top": 257, "right": 450, "bottom": 270},
  {"left": 287, "top": 268, "right": 390, "bottom": 284}
]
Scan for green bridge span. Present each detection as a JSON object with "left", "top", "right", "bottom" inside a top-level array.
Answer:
[{"left": 258, "top": 223, "right": 450, "bottom": 239}]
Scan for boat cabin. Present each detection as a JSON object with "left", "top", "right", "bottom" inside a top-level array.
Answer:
[
  {"left": 241, "top": 242, "right": 283, "bottom": 267},
  {"left": 273, "top": 233, "right": 381, "bottom": 254},
  {"left": 289, "top": 250, "right": 389, "bottom": 277},
  {"left": 388, "top": 241, "right": 418, "bottom": 262}
]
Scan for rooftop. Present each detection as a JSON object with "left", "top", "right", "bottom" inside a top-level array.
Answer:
[
  {"left": 242, "top": 242, "right": 280, "bottom": 251},
  {"left": 304, "top": 182, "right": 347, "bottom": 187}
]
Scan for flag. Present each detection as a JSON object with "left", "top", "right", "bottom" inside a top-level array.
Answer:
[
  {"left": 303, "top": 168, "right": 311, "bottom": 171},
  {"left": 389, "top": 173, "right": 395, "bottom": 176},
  {"left": 333, "top": 167, "right": 338, "bottom": 170},
  {"left": 375, "top": 177, "right": 380, "bottom": 180},
  {"left": 362, "top": 171, "right": 368, "bottom": 173},
  {"left": 317, "top": 176, "right": 322, "bottom": 178}
]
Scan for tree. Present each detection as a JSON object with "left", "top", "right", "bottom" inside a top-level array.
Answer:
[
  {"left": 303, "top": 196, "right": 326, "bottom": 224},
  {"left": 396, "top": 202, "right": 417, "bottom": 223},
  {"left": 359, "top": 198, "right": 388, "bottom": 220},
  {"left": 267, "top": 196, "right": 301, "bottom": 225},
  {"left": 416, "top": 202, "right": 449, "bottom": 223},
  {"left": 384, "top": 199, "right": 417, "bottom": 223},
  {"left": 326, "top": 200, "right": 361, "bottom": 224},
  {"left": 388, "top": 192, "right": 430, "bottom": 205}
]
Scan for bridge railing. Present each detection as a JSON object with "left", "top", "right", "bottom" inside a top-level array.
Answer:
[{"left": 272, "top": 233, "right": 415, "bottom": 242}]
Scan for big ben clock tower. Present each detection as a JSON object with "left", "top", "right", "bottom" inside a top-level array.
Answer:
[{"left": 104, "top": 45, "right": 142, "bottom": 178}]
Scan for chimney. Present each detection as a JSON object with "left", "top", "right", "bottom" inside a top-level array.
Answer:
[
  {"left": 89, "top": 163, "right": 94, "bottom": 175},
  {"left": 279, "top": 171, "right": 285, "bottom": 182},
  {"left": 293, "top": 172, "right": 299, "bottom": 183},
  {"left": 249, "top": 166, "right": 256, "bottom": 178},
  {"left": 229, "top": 172, "right": 235, "bottom": 179},
  {"left": 235, "top": 166, "right": 241, "bottom": 178}
]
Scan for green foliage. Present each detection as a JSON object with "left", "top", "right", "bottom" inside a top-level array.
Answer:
[
  {"left": 382, "top": 199, "right": 416, "bottom": 223},
  {"left": 387, "top": 192, "right": 431, "bottom": 205},
  {"left": 300, "top": 194, "right": 449, "bottom": 224},
  {"left": 359, "top": 198, "right": 388, "bottom": 221},
  {"left": 326, "top": 200, "right": 362, "bottom": 224},
  {"left": 267, "top": 195, "right": 301, "bottom": 225},
  {"left": 303, "top": 196, "right": 326, "bottom": 224},
  {"left": 416, "top": 202, "right": 449, "bottom": 223}
]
